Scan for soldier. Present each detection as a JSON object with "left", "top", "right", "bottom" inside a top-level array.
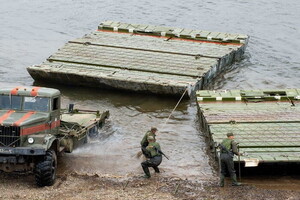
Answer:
[
  {"left": 141, "top": 136, "right": 162, "bottom": 178},
  {"left": 140, "top": 127, "right": 158, "bottom": 158},
  {"left": 219, "top": 132, "right": 242, "bottom": 187}
]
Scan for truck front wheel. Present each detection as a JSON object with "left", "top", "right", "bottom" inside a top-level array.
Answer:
[{"left": 34, "top": 150, "right": 57, "bottom": 187}]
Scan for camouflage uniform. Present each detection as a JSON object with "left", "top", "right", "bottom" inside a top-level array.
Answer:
[
  {"left": 141, "top": 141, "right": 162, "bottom": 178},
  {"left": 220, "top": 138, "right": 241, "bottom": 186},
  {"left": 140, "top": 130, "right": 156, "bottom": 158}
]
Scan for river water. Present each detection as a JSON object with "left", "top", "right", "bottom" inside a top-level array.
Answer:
[{"left": 0, "top": 0, "right": 299, "bottom": 181}]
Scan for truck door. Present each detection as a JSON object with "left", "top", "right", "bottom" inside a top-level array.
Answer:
[{"left": 49, "top": 96, "right": 61, "bottom": 134}]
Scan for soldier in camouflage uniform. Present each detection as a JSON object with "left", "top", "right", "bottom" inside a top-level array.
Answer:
[
  {"left": 140, "top": 127, "right": 157, "bottom": 158},
  {"left": 141, "top": 136, "right": 162, "bottom": 178},
  {"left": 219, "top": 132, "right": 242, "bottom": 187}
]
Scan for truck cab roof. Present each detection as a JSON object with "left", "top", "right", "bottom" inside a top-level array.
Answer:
[{"left": 0, "top": 86, "right": 60, "bottom": 97}]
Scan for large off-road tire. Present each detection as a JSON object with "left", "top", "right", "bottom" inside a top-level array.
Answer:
[
  {"left": 88, "top": 125, "right": 99, "bottom": 138},
  {"left": 84, "top": 125, "right": 99, "bottom": 144},
  {"left": 34, "top": 150, "right": 57, "bottom": 187}
]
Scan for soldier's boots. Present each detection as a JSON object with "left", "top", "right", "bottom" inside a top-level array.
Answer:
[
  {"left": 142, "top": 174, "right": 151, "bottom": 179},
  {"left": 141, "top": 163, "right": 151, "bottom": 178},
  {"left": 142, "top": 168, "right": 151, "bottom": 178},
  {"left": 142, "top": 170, "right": 151, "bottom": 178},
  {"left": 219, "top": 174, "right": 225, "bottom": 187},
  {"left": 232, "top": 182, "right": 242, "bottom": 186},
  {"left": 153, "top": 166, "right": 160, "bottom": 173},
  {"left": 231, "top": 175, "right": 242, "bottom": 186}
]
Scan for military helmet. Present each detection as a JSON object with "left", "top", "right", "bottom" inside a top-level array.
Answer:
[
  {"left": 227, "top": 132, "right": 234, "bottom": 137},
  {"left": 151, "top": 127, "right": 158, "bottom": 132}
]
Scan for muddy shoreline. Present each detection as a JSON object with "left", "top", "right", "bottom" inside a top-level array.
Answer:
[{"left": 1, "top": 171, "right": 300, "bottom": 200}]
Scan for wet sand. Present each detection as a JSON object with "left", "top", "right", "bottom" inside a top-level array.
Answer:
[{"left": 1, "top": 171, "right": 300, "bottom": 200}]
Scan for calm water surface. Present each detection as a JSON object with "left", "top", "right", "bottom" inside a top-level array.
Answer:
[{"left": 0, "top": 0, "right": 299, "bottom": 180}]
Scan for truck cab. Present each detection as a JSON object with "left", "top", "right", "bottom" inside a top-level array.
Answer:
[
  {"left": 0, "top": 86, "right": 109, "bottom": 186},
  {"left": 0, "top": 87, "right": 61, "bottom": 147}
]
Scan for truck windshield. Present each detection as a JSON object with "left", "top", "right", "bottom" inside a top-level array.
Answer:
[
  {"left": 23, "top": 97, "right": 50, "bottom": 112},
  {"left": 0, "top": 95, "right": 22, "bottom": 110}
]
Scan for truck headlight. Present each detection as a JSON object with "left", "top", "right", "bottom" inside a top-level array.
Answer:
[{"left": 28, "top": 137, "right": 35, "bottom": 144}]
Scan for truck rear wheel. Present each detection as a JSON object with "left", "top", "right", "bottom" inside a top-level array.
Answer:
[
  {"left": 88, "top": 125, "right": 99, "bottom": 138},
  {"left": 35, "top": 150, "right": 57, "bottom": 187}
]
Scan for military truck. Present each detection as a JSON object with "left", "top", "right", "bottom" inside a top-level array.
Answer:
[{"left": 0, "top": 86, "right": 109, "bottom": 186}]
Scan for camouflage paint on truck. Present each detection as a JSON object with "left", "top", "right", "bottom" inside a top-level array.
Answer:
[
  {"left": 0, "top": 86, "right": 109, "bottom": 186},
  {"left": 0, "top": 87, "right": 61, "bottom": 156}
]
